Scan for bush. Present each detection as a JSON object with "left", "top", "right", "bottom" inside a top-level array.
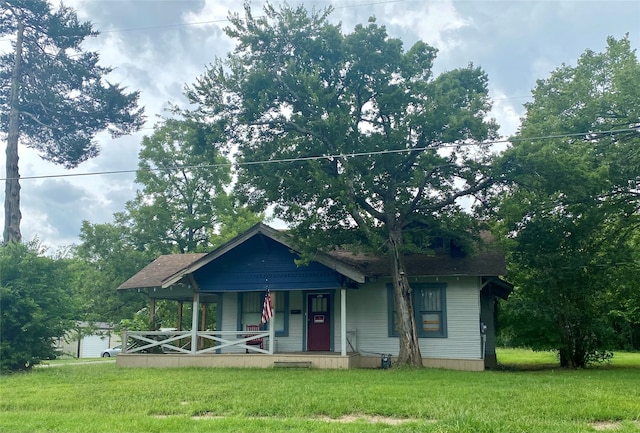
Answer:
[{"left": 0, "top": 242, "right": 76, "bottom": 372}]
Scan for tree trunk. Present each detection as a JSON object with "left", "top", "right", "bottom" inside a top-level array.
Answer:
[
  {"left": 3, "top": 23, "right": 24, "bottom": 245},
  {"left": 388, "top": 226, "right": 423, "bottom": 366},
  {"left": 559, "top": 347, "right": 571, "bottom": 368}
]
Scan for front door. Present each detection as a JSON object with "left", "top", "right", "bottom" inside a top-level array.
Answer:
[{"left": 307, "top": 293, "right": 331, "bottom": 351}]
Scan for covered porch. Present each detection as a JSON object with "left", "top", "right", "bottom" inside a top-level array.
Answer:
[
  {"left": 116, "top": 224, "right": 366, "bottom": 367},
  {"left": 119, "top": 287, "right": 355, "bottom": 358}
]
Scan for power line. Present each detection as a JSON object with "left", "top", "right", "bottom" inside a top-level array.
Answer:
[{"left": 2, "top": 127, "right": 636, "bottom": 182}]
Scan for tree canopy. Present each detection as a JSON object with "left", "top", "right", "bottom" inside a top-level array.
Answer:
[
  {"left": 494, "top": 36, "right": 640, "bottom": 367},
  {"left": 1, "top": 0, "right": 144, "bottom": 244},
  {"left": 123, "top": 118, "right": 236, "bottom": 254},
  {"left": 185, "top": 3, "right": 501, "bottom": 365}
]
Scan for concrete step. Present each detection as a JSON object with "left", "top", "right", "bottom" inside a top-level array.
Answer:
[{"left": 273, "top": 361, "right": 312, "bottom": 368}]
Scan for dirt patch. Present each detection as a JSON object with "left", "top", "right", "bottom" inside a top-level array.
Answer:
[
  {"left": 591, "top": 421, "right": 621, "bottom": 430},
  {"left": 191, "top": 412, "right": 225, "bottom": 420},
  {"left": 317, "top": 415, "right": 420, "bottom": 425},
  {"left": 187, "top": 413, "right": 422, "bottom": 424}
]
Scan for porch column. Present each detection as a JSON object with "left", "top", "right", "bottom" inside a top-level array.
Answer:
[
  {"left": 191, "top": 291, "right": 200, "bottom": 354},
  {"left": 341, "top": 288, "right": 347, "bottom": 356},
  {"left": 269, "top": 291, "right": 275, "bottom": 354}
]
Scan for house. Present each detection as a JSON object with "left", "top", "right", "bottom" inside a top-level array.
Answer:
[{"left": 116, "top": 223, "right": 511, "bottom": 370}]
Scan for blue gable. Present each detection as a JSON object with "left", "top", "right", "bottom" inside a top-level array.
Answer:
[{"left": 192, "top": 234, "right": 344, "bottom": 292}]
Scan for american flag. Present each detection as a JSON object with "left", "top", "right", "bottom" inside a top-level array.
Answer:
[{"left": 260, "top": 289, "right": 273, "bottom": 324}]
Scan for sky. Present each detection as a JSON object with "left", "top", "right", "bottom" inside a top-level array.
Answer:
[{"left": 1, "top": 0, "right": 639, "bottom": 251}]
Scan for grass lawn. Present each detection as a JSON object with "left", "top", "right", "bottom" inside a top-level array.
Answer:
[{"left": 1, "top": 349, "right": 639, "bottom": 433}]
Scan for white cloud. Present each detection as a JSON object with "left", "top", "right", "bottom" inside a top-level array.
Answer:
[
  {"left": 386, "top": 1, "right": 471, "bottom": 53},
  {"left": 182, "top": 0, "right": 239, "bottom": 24},
  {"left": 489, "top": 87, "right": 525, "bottom": 139}
]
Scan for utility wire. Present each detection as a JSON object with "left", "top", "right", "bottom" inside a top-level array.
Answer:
[{"left": 2, "top": 127, "right": 636, "bottom": 182}]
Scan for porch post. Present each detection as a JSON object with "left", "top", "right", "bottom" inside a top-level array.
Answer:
[
  {"left": 269, "top": 291, "right": 275, "bottom": 354},
  {"left": 191, "top": 291, "right": 200, "bottom": 354},
  {"left": 341, "top": 288, "right": 347, "bottom": 356}
]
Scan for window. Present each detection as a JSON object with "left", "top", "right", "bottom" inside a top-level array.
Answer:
[
  {"left": 388, "top": 283, "right": 447, "bottom": 338},
  {"left": 238, "top": 291, "right": 289, "bottom": 337},
  {"left": 415, "top": 286, "right": 445, "bottom": 336}
]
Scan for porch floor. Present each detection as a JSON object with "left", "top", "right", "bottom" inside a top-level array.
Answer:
[{"left": 116, "top": 351, "right": 363, "bottom": 369}]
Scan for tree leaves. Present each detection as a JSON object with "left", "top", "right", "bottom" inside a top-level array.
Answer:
[
  {"left": 0, "top": 241, "right": 77, "bottom": 371},
  {"left": 0, "top": 0, "right": 144, "bottom": 168},
  {"left": 496, "top": 36, "right": 640, "bottom": 365}
]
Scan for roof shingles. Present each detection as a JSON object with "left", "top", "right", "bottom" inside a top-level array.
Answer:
[
  {"left": 117, "top": 225, "right": 507, "bottom": 291},
  {"left": 117, "top": 253, "right": 207, "bottom": 290}
]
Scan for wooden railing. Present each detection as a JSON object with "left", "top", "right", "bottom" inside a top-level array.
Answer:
[{"left": 122, "top": 330, "right": 271, "bottom": 355}]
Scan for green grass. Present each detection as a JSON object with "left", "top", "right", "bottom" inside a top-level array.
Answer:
[
  {"left": 496, "top": 348, "right": 640, "bottom": 370},
  {"left": 1, "top": 350, "right": 639, "bottom": 433}
]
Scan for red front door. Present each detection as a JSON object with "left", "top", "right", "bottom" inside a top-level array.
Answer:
[{"left": 307, "top": 293, "right": 331, "bottom": 351}]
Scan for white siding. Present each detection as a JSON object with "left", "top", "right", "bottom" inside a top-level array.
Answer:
[
  {"left": 420, "top": 277, "right": 482, "bottom": 359},
  {"left": 217, "top": 277, "right": 482, "bottom": 360},
  {"left": 275, "top": 291, "right": 304, "bottom": 352},
  {"left": 346, "top": 281, "right": 396, "bottom": 354},
  {"left": 219, "top": 292, "right": 243, "bottom": 353},
  {"left": 345, "top": 277, "right": 482, "bottom": 360}
]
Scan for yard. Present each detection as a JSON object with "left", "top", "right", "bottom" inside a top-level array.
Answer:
[{"left": 0, "top": 349, "right": 638, "bottom": 433}]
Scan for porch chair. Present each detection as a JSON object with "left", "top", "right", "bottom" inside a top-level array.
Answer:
[{"left": 244, "top": 324, "right": 264, "bottom": 353}]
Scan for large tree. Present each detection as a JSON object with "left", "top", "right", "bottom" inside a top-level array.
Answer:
[
  {"left": 495, "top": 36, "right": 640, "bottom": 367},
  {"left": 186, "top": 4, "right": 500, "bottom": 366},
  {"left": 73, "top": 118, "right": 261, "bottom": 324},
  {"left": 122, "top": 118, "right": 258, "bottom": 254},
  {"left": 125, "top": 118, "right": 227, "bottom": 254},
  {"left": 1, "top": 0, "right": 144, "bottom": 244}
]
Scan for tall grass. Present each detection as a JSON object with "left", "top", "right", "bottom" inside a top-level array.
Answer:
[{"left": 1, "top": 350, "right": 639, "bottom": 432}]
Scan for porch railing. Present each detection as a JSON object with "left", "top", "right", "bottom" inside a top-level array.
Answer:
[{"left": 122, "top": 330, "right": 271, "bottom": 355}]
